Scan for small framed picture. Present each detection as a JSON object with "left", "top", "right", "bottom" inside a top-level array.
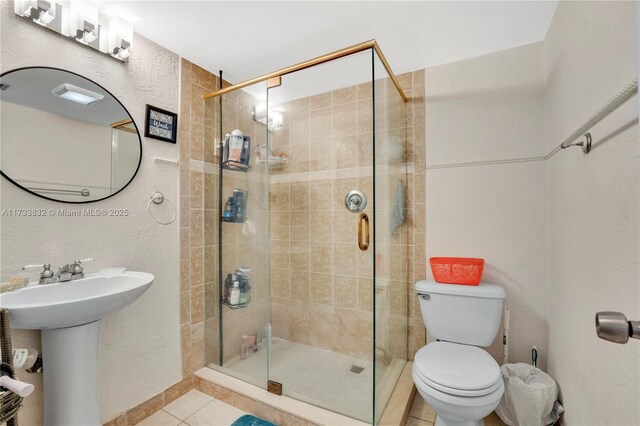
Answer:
[{"left": 145, "top": 104, "right": 178, "bottom": 143}]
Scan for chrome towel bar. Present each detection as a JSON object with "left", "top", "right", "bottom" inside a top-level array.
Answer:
[{"left": 559, "top": 79, "right": 638, "bottom": 154}]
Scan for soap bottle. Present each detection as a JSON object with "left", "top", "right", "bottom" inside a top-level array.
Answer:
[
  {"left": 239, "top": 277, "right": 251, "bottom": 305},
  {"left": 240, "top": 136, "right": 251, "bottom": 166},
  {"left": 230, "top": 281, "right": 240, "bottom": 306},
  {"left": 224, "top": 273, "right": 233, "bottom": 304}
]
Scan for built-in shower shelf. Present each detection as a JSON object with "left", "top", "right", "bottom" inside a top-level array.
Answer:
[
  {"left": 256, "top": 156, "right": 288, "bottom": 169},
  {"left": 222, "top": 161, "right": 251, "bottom": 173},
  {"left": 222, "top": 300, "right": 250, "bottom": 310}
]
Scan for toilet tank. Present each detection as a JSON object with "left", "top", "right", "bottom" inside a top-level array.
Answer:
[{"left": 416, "top": 280, "right": 506, "bottom": 346}]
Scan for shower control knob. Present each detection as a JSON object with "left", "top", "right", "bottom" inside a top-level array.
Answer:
[{"left": 345, "top": 190, "right": 367, "bottom": 213}]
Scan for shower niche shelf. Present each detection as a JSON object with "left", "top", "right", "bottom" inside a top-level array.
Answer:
[{"left": 256, "top": 156, "right": 288, "bottom": 169}]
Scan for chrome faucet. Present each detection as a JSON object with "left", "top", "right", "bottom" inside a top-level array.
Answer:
[
  {"left": 56, "top": 258, "right": 94, "bottom": 282},
  {"left": 23, "top": 258, "right": 94, "bottom": 284}
]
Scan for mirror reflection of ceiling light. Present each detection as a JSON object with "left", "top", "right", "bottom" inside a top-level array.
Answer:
[
  {"left": 253, "top": 103, "right": 284, "bottom": 131},
  {"left": 51, "top": 83, "right": 104, "bottom": 105}
]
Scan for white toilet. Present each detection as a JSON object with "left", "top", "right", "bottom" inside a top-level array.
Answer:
[{"left": 413, "top": 280, "right": 506, "bottom": 426}]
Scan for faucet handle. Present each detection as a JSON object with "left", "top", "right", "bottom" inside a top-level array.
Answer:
[
  {"left": 22, "top": 263, "right": 49, "bottom": 271},
  {"left": 72, "top": 258, "right": 94, "bottom": 275},
  {"left": 23, "top": 263, "right": 56, "bottom": 283}
]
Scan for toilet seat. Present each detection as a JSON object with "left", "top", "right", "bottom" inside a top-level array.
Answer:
[
  {"left": 414, "top": 342, "right": 501, "bottom": 397},
  {"left": 414, "top": 366, "right": 502, "bottom": 397}
]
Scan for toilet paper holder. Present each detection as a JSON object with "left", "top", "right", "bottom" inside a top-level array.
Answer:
[{"left": 595, "top": 311, "right": 640, "bottom": 344}]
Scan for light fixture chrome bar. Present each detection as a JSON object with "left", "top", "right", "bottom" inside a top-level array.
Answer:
[
  {"left": 27, "top": 187, "right": 90, "bottom": 197},
  {"left": 560, "top": 80, "right": 638, "bottom": 153}
]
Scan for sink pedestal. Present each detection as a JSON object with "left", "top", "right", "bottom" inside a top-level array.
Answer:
[{"left": 42, "top": 320, "right": 102, "bottom": 425}]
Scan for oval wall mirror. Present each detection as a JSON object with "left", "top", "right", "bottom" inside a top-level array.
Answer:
[{"left": 0, "top": 67, "right": 142, "bottom": 203}]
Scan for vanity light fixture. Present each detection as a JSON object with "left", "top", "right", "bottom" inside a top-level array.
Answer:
[
  {"left": 14, "top": 1, "right": 136, "bottom": 63},
  {"left": 107, "top": 16, "right": 133, "bottom": 60},
  {"left": 51, "top": 83, "right": 104, "bottom": 106},
  {"left": 14, "top": 0, "right": 56, "bottom": 26},
  {"left": 68, "top": 1, "right": 99, "bottom": 44}
]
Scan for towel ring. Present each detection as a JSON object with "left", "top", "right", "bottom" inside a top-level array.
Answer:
[{"left": 147, "top": 191, "right": 176, "bottom": 225}]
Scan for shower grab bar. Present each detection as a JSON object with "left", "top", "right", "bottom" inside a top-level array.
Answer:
[{"left": 558, "top": 79, "right": 638, "bottom": 154}]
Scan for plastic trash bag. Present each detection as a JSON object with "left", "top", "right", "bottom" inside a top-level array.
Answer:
[{"left": 496, "top": 363, "right": 565, "bottom": 426}]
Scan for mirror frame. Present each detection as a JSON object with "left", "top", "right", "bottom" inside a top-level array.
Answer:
[{"left": 0, "top": 66, "right": 143, "bottom": 204}]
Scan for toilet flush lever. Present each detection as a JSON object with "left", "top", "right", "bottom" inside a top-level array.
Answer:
[
  {"left": 595, "top": 311, "right": 640, "bottom": 344},
  {"left": 418, "top": 293, "right": 430, "bottom": 301}
]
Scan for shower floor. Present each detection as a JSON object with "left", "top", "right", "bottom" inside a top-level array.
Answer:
[{"left": 209, "top": 337, "right": 405, "bottom": 422}]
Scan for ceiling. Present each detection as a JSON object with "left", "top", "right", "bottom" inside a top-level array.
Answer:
[{"left": 104, "top": 1, "right": 558, "bottom": 100}]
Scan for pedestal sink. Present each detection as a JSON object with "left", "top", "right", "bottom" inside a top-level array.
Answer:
[{"left": 1, "top": 271, "right": 154, "bottom": 425}]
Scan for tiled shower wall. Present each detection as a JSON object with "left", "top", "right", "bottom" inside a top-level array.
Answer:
[
  {"left": 268, "top": 70, "right": 426, "bottom": 361},
  {"left": 179, "top": 58, "right": 219, "bottom": 377},
  {"left": 179, "top": 61, "right": 426, "bottom": 374},
  {"left": 180, "top": 58, "right": 271, "bottom": 371},
  {"left": 406, "top": 70, "right": 427, "bottom": 359}
]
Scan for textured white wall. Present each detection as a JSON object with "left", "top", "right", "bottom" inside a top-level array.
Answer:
[
  {"left": 0, "top": 2, "right": 182, "bottom": 424},
  {"left": 544, "top": 2, "right": 639, "bottom": 425},
  {"left": 425, "top": 43, "right": 548, "bottom": 367}
]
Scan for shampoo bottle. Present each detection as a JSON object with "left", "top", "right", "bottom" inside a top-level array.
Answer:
[
  {"left": 230, "top": 281, "right": 240, "bottom": 306},
  {"left": 228, "top": 129, "right": 244, "bottom": 163}
]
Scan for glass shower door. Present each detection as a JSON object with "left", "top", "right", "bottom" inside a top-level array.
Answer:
[
  {"left": 264, "top": 50, "right": 377, "bottom": 422},
  {"left": 372, "top": 51, "right": 409, "bottom": 423},
  {"left": 205, "top": 80, "right": 271, "bottom": 390}
]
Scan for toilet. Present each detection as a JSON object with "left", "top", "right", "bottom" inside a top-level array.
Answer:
[{"left": 413, "top": 280, "right": 506, "bottom": 426}]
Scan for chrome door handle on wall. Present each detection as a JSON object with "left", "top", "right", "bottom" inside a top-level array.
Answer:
[
  {"left": 358, "top": 213, "right": 370, "bottom": 251},
  {"left": 595, "top": 311, "right": 640, "bottom": 344}
]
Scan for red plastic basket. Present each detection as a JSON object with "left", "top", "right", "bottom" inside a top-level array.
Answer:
[{"left": 429, "top": 257, "right": 485, "bottom": 286}]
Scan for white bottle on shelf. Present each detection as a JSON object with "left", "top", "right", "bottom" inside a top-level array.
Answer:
[
  {"left": 12, "top": 348, "right": 38, "bottom": 370},
  {"left": 230, "top": 281, "right": 240, "bottom": 306}
]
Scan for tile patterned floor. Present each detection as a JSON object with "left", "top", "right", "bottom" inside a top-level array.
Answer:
[
  {"left": 139, "top": 389, "right": 505, "bottom": 426},
  {"left": 136, "top": 390, "right": 247, "bottom": 426},
  {"left": 407, "top": 393, "right": 504, "bottom": 426}
]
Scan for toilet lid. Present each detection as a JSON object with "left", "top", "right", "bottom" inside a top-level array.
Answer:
[{"left": 414, "top": 342, "right": 501, "bottom": 392}]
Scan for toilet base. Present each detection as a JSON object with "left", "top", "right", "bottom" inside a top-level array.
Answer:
[{"left": 435, "top": 414, "right": 484, "bottom": 426}]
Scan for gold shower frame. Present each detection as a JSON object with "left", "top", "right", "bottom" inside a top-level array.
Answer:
[{"left": 202, "top": 39, "right": 408, "bottom": 103}]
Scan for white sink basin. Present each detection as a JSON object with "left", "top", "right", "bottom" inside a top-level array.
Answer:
[
  {"left": 1, "top": 271, "right": 153, "bottom": 329},
  {"left": 0, "top": 270, "right": 153, "bottom": 425}
]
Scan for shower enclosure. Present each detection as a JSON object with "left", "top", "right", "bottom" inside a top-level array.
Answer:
[{"left": 202, "top": 41, "right": 409, "bottom": 424}]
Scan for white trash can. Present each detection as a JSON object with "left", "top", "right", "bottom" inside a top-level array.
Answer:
[{"left": 495, "top": 363, "right": 564, "bottom": 426}]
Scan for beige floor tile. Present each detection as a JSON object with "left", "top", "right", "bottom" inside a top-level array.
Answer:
[
  {"left": 484, "top": 411, "right": 505, "bottom": 425},
  {"left": 409, "top": 395, "right": 436, "bottom": 422},
  {"left": 405, "top": 416, "right": 433, "bottom": 426},
  {"left": 136, "top": 410, "right": 182, "bottom": 426},
  {"left": 163, "top": 389, "right": 214, "bottom": 421},
  {"left": 184, "top": 399, "right": 247, "bottom": 426}
]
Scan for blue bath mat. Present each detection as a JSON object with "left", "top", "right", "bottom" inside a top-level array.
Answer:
[{"left": 231, "top": 414, "right": 277, "bottom": 426}]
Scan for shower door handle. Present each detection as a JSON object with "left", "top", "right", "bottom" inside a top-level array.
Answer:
[{"left": 358, "top": 213, "right": 369, "bottom": 251}]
